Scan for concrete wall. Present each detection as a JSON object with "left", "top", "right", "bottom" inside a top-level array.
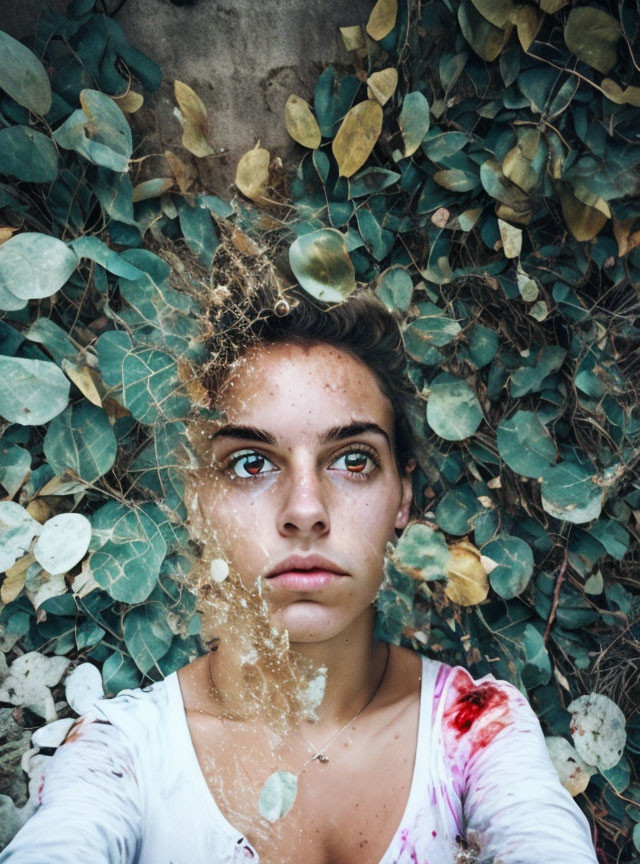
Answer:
[{"left": 0, "top": 0, "right": 372, "bottom": 192}]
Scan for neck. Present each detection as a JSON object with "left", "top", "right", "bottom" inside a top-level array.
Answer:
[{"left": 290, "top": 606, "right": 386, "bottom": 730}]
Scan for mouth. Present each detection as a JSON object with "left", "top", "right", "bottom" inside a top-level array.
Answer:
[{"left": 266, "top": 555, "right": 348, "bottom": 591}]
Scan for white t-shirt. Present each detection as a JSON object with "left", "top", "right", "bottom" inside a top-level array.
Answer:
[{"left": 0, "top": 655, "right": 598, "bottom": 863}]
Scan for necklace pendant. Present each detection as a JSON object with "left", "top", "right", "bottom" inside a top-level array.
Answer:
[{"left": 313, "top": 752, "right": 329, "bottom": 763}]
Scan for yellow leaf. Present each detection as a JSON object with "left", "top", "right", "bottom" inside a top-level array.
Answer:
[
  {"left": 174, "top": 80, "right": 214, "bottom": 158},
  {"left": 445, "top": 540, "right": 490, "bottom": 606},
  {"left": 60, "top": 359, "right": 104, "bottom": 407},
  {"left": 366, "top": 0, "right": 398, "bottom": 41},
  {"left": 332, "top": 100, "right": 383, "bottom": 178},
  {"left": 0, "top": 226, "right": 18, "bottom": 245},
  {"left": 339, "top": 25, "right": 365, "bottom": 52},
  {"left": 515, "top": 6, "right": 542, "bottom": 51},
  {"left": 235, "top": 143, "right": 271, "bottom": 202},
  {"left": 498, "top": 219, "right": 522, "bottom": 258},
  {"left": 502, "top": 128, "right": 542, "bottom": 193},
  {"left": 367, "top": 68, "right": 398, "bottom": 106},
  {"left": 112, "top": 91, "right": 144, "bottom": 113},
  {"left": 557, "top": 181, "right": 609, "bottom": 242},
  {"left": 539, "top": 0, "right": 568, "bottom": 11},
  {"left": 285, "top": 95, "right": 321, "bottom": 149},
  {"left": 1, "top": 553, "right": 34, "bottom": 603},
  {"left": 496, "top": 202, "right": 531, "bottom": 226},
  {"left": 469, "top": 0, "right": 518, "bottom": 29},
  {"left": 131, "top": 178, "right": 175, "bottom": 202},
  {"left": 613, "top": 218, "right": 640, "bottom": 257},
  {"left": 601, "top": 79, "right": 640, "bottom": 107},
  {"left": 564, "top": 7, "right": 621, "bottom": 75},
  {"left": 26, "top": 499, "right": 51, "bottom": 524},
  {"left": 165, "top": 149, "right": 196, "bottom": 193}
]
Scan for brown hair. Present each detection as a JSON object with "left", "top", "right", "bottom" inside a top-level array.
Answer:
[{"left": 199, "top": 288, "right": 419, "bottom": 473}]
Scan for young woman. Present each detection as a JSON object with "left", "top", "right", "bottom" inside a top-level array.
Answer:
[{"left": 0, "top": 292, "right": 598, "bottom": 864}]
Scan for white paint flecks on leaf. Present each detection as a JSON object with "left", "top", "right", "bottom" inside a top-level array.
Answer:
[
  {"left": 568, "top": 692, "right": 627, "bottom": 770},
  {"left": 0, "top": 652, "right": 69, "bottom": 722},
  {"left": 0, "top": 502, "right": 42, "bottom": 572},
  {"left": 546, "top": 736, "right": 597, "bottom": 796},
  {"left": 34, "top": 513, "right": 92, "bottom": 575},
  {"left": 31, "top": 717, "right": 76, "bottom": 749},
  {"left": 65, "top": 663, "right": 105, "bottom": 715},
  {"left": 258, "top": 770, "right": 298, "bottom": 822}
]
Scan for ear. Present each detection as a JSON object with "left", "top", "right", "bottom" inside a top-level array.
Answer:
[{"left": 395, "top": 459, "right": 415, "bottom": 531}]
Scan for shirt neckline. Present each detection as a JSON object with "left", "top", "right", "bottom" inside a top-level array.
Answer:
[{"left": 166, "top": 652, "right": 438, "bottom": 863}]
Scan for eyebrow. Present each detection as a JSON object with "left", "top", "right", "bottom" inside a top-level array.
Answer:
[{"left": 209, "top": 421, "right": 391, "bottom": 448}]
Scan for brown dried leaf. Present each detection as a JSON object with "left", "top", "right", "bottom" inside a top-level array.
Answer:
[
  {"left": 445, "top": 540, "right": 490, "bottom": 606},
  {"left": 613, "top": 218, "right": 640, "bottom": 257},
  {"left": 285, "top": 95, "right": 321, "bottom": 149},
  {"left": 235, "top": 143, "right": 271, "bottom": 202},
  {"left": 131, "top": 178, "right": 175, "bottom": 202},
  {"left": 332, "top": 100, "right": 383, "bottom": 178},
  {"left": 174, "top": 80, "right": 214, "bottom": 158},
  {"left": 431, "top": 207, "right": 450, "bottom": 228},
  {"left": 515, "top": 6, "right": 542, "bottom": 51},
  {"left": 366, "top": 68, "right": 398, "bottom": 106},
  {"left": 557, "top": 181, "right": 610, "bottom": 242},
  {"left": 60, "top": 359, "right": 104, "bottom": 407},
  {"left": 112, "top": 91, "right": 144, "bottom": 113},
  {"left": 340, "top": 25, "right": 365, "bottom": 52},
  {"left": 26, "top": 499, "right": 51, "bottom": 524},
  {"left": 601, "top": 78, "right": 640, "bottom": 107},
  {"left": 0, "top": 226, "right": 18, "bottom": 245},
  {"left": 366, "top": 0, "right": 397, "bottom": 41},
  {"left": 1, "top": 553, "right": 34, "bottom": 603},
  {"left": 231, "top": 226, "right": 262, "bottom": 257},
  {"left": 165, "top": 150, "right": 196, "bottom": 193}
]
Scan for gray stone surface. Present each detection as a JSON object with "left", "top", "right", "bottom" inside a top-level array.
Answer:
[{"left": 0, "top": 0, "right": 373, "bottom": 192}]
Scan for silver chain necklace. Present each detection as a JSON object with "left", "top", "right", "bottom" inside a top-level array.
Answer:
[{"left": 298, "top": 641, "right": 391, "bottom": 768}]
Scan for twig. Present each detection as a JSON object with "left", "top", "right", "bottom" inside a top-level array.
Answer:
[{"left": 543, "top": 546, "right": 568, "bottom": 643}]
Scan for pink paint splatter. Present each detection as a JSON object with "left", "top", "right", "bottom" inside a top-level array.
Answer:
[{"left": 399, "top": 828, "right": 420, "bottom": 863}]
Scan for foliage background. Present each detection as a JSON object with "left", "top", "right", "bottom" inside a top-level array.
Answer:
[{"left": 0, "top": 0, "right": 639, "bottom": 859}]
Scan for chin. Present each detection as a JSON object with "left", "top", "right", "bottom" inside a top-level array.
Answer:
[{"left": 271, "top": 602, "right": 354, "bottom": 644}]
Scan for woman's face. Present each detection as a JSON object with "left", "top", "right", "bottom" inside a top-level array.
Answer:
[{"left": 194, "top": 341, "right": 413, "bottom": 645}]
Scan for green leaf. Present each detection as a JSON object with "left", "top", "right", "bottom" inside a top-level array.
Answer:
[
  {"left": 433, "top": 168, "right": 479, "bottom": 192},
  {"left": 44, "top": 401, "right": 117, "bottom": 483},
  {"left": 588, "top": 520, "right": 630, "bottom": 560},
  {"left": 258, "top": 771, "right": 298, "bottom": 822},
  {"left": 509, "top": 346, "right": 566, "bottom": 397},
  {"left": 403, "top": 304, "right": 461, "bottom": 362},
  {"left": 422, "top": 131, "right": 468, "bottom": 162},
  {"left": 568, "top": 693, "right": 626, "bottom": 771},
  {"left": 0, "top": 356, "right": 70, "bottom": 426},
  {"left": 564, "top": 7, "right": 621, "bottom": 75},
  {"left": 348, "top": 167, "right": 400, "bottom": 198},
  {"left": 484, "top": 535, "right": 534, "bottom": 599},
  {"left": 375, "top": 267, "right": 413, "bottom": 313},
  {"left": 313, "top": 67, "right": 360, "bottom": 137},
  {"left": 70, "top": 236, "right": 145, "bottom": 280},
  {"left": 289, "top": 229, "right": 356, "bottom": 302},
  {"left": 0, "top": 31, "right": 52, "bottom": 115},
  {"left": 123, "top": 603, "right": 174, "bottom": 674},
  {"left": 89, "top": 502, "right": 167, "bottom": 602},
  {"left": 602, "top": 755, "right": 631, "bottom": 794},
  {"left": 0, "top": 501, "right": 41, "bottom": 572},
  {"left": 33, "top": 513, "right": 92, "bottom": 575},
  {"left": 391, "top": 522, "right": 449, "bottom": 581},
  {"left": 468, "top": 324, "right": 498, "bottom": 368},
  {"left": 540, "top": 462, "right": 603, "bottom": 524},
  {"left": 25, "top": 318, "right": 76, "bottom": 366},
  {"left": 496, "top": 410, "right": 556, "bottom": 478},
  {"left": 479, "top": 159, "right": 531, "bottom": 223},
  {"left": 521, "top": 623, "right": 552, "bottom": 688},
  {"left": 398, "top": 91, "right": 430, "bottom": 157},
  {"left": 0, "top": 126, "right": 59, "bottom": 183},
  {"left": 102, "top": 651, "right": 142, "bottom": 696},
  {"left": 96, "top": 331, "right": 190, "bottom": 424},
  {"left": 435, "top": 485, "right": 483, "bottom": 536},
  {"left": 426, "top": 373, "right": 483, "bottom": 441},
  {"left": 0, "top": 232, "right": 78, "bottom": 307},
  {"left": 0, "top": 444, "right": 31, "bottom": 497},
  {"left": 178, "top": 202, "right": 219, "bottom": 268},
  {"left": 53, "top": 89, "right": 132, "bottom": 172}
]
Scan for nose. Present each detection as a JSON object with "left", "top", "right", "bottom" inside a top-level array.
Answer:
[{"left": 277, "top": 458, "right": 330, "bottom": 538}]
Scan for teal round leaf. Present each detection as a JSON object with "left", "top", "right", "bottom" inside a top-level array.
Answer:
[
  {"left": 496, "top": 410, "right": 556, "bottom": 478},
  {"left": 0, "top": 501, "right": 41, "bottom": 572},
  {"left": 348, "top": 167, "right": 400, "bottom": 198},
  {"left": 0, "top": 232, "right": 78, "bottom": 303},
  {"left": 0, "top": 31, "right": 52, "bottom": 115},
  {"left": 399, "top": 91, "right": 430, "bottom": 157},
  {"left": 521, "top": 623, "right": 552, "bottom": 688},
  {"left": 102, "top": 651, "right": 142, "bottom": 696},
  {"left": 0, "top": 445, "right": 31, "bottom": 497},
  {"left": 375, "top": 267, "right": 413, "bottom": 313},
  {"left": 0, "top": 357, "right": 70, "bottom": 426},
  {"left": 435, "top": 485, "right": 482, "bottom": 536},
  {"left": 70, "top": 237, "right": 145, "bottom": 280},
  {"left": 426, "top": 373, "right": 483, "bottom": 441},
  {"left": 484, "top": 535, "right": 534, "bottom": 599},
  {"left": 289, "top": 229, "right": 356, "bottom": 303},
  {"left": 392, "top": 522, "right": 449, "bottom": 581},
  {"left": 540, "top": 462, "right": 603, "bottom": 524},
  {"left": 123, "top": 604, "right": 174, "bottom": 674},
  {"left": 404, "top": 305, "right": 461, "bottom": 359},
  {"left": 0, "top": 126, "right": 58, "bottom": 183},
  {"left": 258, "top": 771, "right": 298, "bottom": 822},
  {"left": 53, "top": 89, "right": 132, "bottom": 172},
  {"left": 44, "top": 401, "right": 117, "bottom": 483},
  {"left": 89, "top": 503, "right": 167, "bottom": 603},
  {"left": 468, "top": 324, "right": 499, "bottom": 369}
]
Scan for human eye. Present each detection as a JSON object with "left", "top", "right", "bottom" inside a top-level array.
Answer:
[
  {"left": 329, "top": 445, "right": 380, "bottom": 479},
  {"left": 225, "top": 449, "right": 278, "bottom": 479}
]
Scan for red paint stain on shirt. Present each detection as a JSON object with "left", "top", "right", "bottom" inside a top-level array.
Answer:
[{"left": 444, "top": 678, "right": 511, "bottom": 757}]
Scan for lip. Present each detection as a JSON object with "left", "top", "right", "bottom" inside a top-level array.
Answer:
[{"left": 265, "top": 555, "right": 349, "bottom": 591}]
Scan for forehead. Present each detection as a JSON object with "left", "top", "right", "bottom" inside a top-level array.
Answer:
[{"left": 217, "top": 341, "right": 394, "bottom": 435}]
